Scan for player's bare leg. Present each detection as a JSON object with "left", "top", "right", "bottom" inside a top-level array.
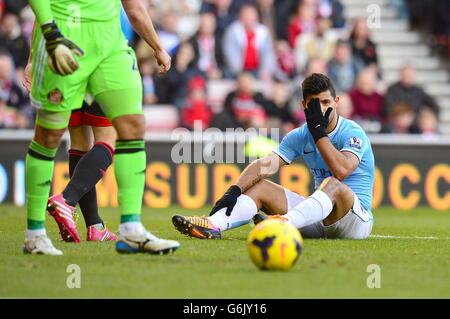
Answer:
[
  {"left": 92, "top": 126, "right": 116, "bottom": 148},
  {"left": 316, "top": 177, "right": 354, "bottom": 226},
  {"left": 173, "top": 179, "right": 288, "bottom": 239},
  {"left": 244, "top": 180, "right": 289, "bottom": 215},
  {"left": 252, "top": 177, "right": 355, "bottom": 226}
]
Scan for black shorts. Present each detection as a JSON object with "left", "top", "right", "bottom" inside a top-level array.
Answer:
[{"left": 69, "top": 101, "right": 112, "bottom": 127}]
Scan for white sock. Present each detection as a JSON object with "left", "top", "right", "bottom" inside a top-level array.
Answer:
[
  {"left": 285, "top": 189, "right": 334, "bottom": 228},
  {"left": 208, "top": 194, "right": 258, "bottom": 232},
  {"left": 119, "top": 221, "right": 143, "bottom": 236},
  {"left": 93, "top": 223, "right": 104, "bottom": 231},
  {"left": 26, "top": 228, "right": 46, "bottom": 240}
]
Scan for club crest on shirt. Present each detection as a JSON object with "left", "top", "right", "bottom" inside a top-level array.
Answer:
[
  {"left": 47, "top": 88, "right": 64, "bottom": 104},
  {"left": 348, "top": 137, "right": 363, "bottom": 150}
]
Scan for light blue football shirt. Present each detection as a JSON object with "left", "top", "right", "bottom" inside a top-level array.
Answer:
[{"left": 273, "top": 116, "right": 375, "bottom": 216}]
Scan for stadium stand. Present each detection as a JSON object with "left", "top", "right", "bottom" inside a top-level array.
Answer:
[{"left": 0, "top": 0, "right": 449, "bottom": 135}]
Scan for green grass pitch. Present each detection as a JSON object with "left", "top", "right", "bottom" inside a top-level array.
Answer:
[{"left": 0, "top": 204, "right": 449, "bottom": 298}]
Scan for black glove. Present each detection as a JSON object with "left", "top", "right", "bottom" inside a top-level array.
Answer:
[
  {"left": 305, "top": 98, "right": 332, "bottom": 143},
  {"left": 41, "top": 21, "right": 84, "bottom": 76},
  {"left": 209, "top": 185, "right": 242, "bottom": 216}
]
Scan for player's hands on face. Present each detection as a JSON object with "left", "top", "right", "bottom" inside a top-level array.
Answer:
[
  {"left": 305, "top": 98, "right": 333, "bottom": 142},
  {"left": 209, "top": 185, "right": 242, "bottom": 217},
  {"left": 23, "top": 63, "right": 32, "bottom": 92},
  {"left": 41, "top": 21, "right": 84, "bottom": 76},
  {"left": 154, "top": 49, "right": 171, "bottom": 74}
]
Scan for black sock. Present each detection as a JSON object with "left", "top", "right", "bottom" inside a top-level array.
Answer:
[
  {"left": 67, "top": 149, "right": 103, "bottom": 227},
  {"left": 64, "top": 143, "right": 113, "bottom": 226}
]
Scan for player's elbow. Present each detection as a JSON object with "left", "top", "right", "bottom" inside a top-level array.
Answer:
[
  {"left": 255, "top": 157, "right": 279, "bottom": 178},
  {"left": 333, "top": 167, "right": 351, "bottom": 181}
]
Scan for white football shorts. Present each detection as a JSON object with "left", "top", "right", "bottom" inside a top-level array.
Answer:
[{"left": 283, "top": 188, "right": 373, "bottom": 239}]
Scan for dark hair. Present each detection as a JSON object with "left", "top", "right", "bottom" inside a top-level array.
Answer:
[{"left": 302, "top": 73, "right": 336, "bottom": 100}]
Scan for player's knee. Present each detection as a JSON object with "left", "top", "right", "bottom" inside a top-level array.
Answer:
[
  {"left": 323, "top": 176, "right": 341, "bottom": 186},
  {"left": 113, "top": 114, "right": 145, "bottom": 140},
  {"left": 319, "top": 176, "right": 345, "bottom": 195},
  {"left": 34, "top": 126, "right": 65, "bottom": 149}
]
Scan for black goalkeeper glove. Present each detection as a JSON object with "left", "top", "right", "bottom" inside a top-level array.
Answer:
[
  {"left": 305, "top": 98, "right": 333, "bottom": 143},
  {"left": 209, "top": 185, "right": 242, "bottom": 216},
  {"left": 41, "top": 21, "right": 84, "bottom": 76}
]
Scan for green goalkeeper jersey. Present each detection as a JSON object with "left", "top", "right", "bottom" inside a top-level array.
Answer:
[{"left": 50, "top": 0, "right": 120, "bottom": 23}]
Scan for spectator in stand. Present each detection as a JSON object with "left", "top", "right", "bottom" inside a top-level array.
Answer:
[
  {"left": 336, "top": 92, "right": 354, "bottom": 119},
  {"left": 157, "top": 0, "right": 202, "bottom": 40},
  {"left": 288, "top": 0, "right": 317, "bottom": 49},
  {"left": 3, "top": 0, "right": 28, "bottom": 15},
  {"left": 265, "top": 81, "right": 297, "bottom": 135},
  {"left": 381, "top": 102, "right": 417, "bottom": 134},
  {"left": 154, "top": 41, "right": 204, "bottom": 108},
  {"left": 0, "top": 1, "right": 4, "bottom": 20},
  {"left": 0, "top": 89, "right": 19, "bottom": 128},
  {"left": 291, "top": 57, "right": 329, "bottom": 124},
  {"left": 349, "top": 68, "right": 383, "bottom": 132},
  {"left": 274, "top": 39, "right": 297, "bottom": 81},
  {"left": 201, "top": 0, "right": 240, "bottom": 37},
  {"left": 0, "top": 53, "right": 29, "bottom": 129},
  {"left": 416, "top": 106, "right": 440, "bottom": 138},
  {"left": 349, "top": 17, "right": 378, "bottom": 68},
  {"left": 18, "top": 5, "right": 34, "bottom": 42},
  {"left": 189, "top": 12, "right": 224, "bottom": 80},
  {"left": 157, "top": 12, "right": 181, "bottom": 57},
  {"left": 0, "top": 12, "right": 29, "bottom": 70},
  {"left": 181, "top": 75, "right": 212, "bottom": 130},
  {"left": 212, "top": 72, "right": 269, "bottom": 130},
  {"left": 383, "top": 64, "right": 440, "bottom": 117},
  {"left": 222, "top": 4, "right": 276, "bottom": 80},
  {"left": 327, "top": 39, "right": 363, "bottom": 92},
  {"left": 0, "top": 53, "right": 29, "bottom": 112},
  {"left": 329, "top": 0, "right": 345, "bottom": 28},
  {"left": 256, "top": 0, "right": 276, "bottom": 39},
  {"left": 295, "top": 15, "right": 336, "bottom": 73},
  {"left": 273, "top": 0, "right": 298, "bottom": 40}
]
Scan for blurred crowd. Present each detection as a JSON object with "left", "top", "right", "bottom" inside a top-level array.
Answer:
[{"left": 0, "top": 0, "right": 444, "bottom": 138}]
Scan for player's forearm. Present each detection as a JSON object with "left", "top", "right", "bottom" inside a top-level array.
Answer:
[
  {"left": 122, "top": 0, "right": 163, "bottom": 52},
  {"left": 28, "top": 0, "right": 54, "bottom": 26},
  {"left": 316, "top": 138, "right": 353, "bottom": 180},
  {"left": 236, "top": 154, "right": 282, "bottom": 192}
]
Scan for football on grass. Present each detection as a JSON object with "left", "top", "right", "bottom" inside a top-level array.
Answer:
[{"left": 247, "top": 218, "right": 303, "bottom": 271}]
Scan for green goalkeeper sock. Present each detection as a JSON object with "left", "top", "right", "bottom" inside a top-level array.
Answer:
[
  {"left": 26, "top": 140, "right": 57, "bottom": 230},
  {"left": 114, "top": 140, "right": 146, "bottom": 223}
]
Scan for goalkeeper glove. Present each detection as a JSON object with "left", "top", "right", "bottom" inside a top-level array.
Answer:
[
  {"left": 305, "top": 98, "right": 333, "bottom": 143},
  {"left": 209, "top": 185, "right": 242, "bottom": 217},
  {"left": 41, "top": 21, "right": 84, "bottom": 76}
]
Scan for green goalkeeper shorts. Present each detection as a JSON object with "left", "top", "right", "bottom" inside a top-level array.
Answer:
[{"left": 30, "top": 19, "right": 143, "bottom": 129}]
